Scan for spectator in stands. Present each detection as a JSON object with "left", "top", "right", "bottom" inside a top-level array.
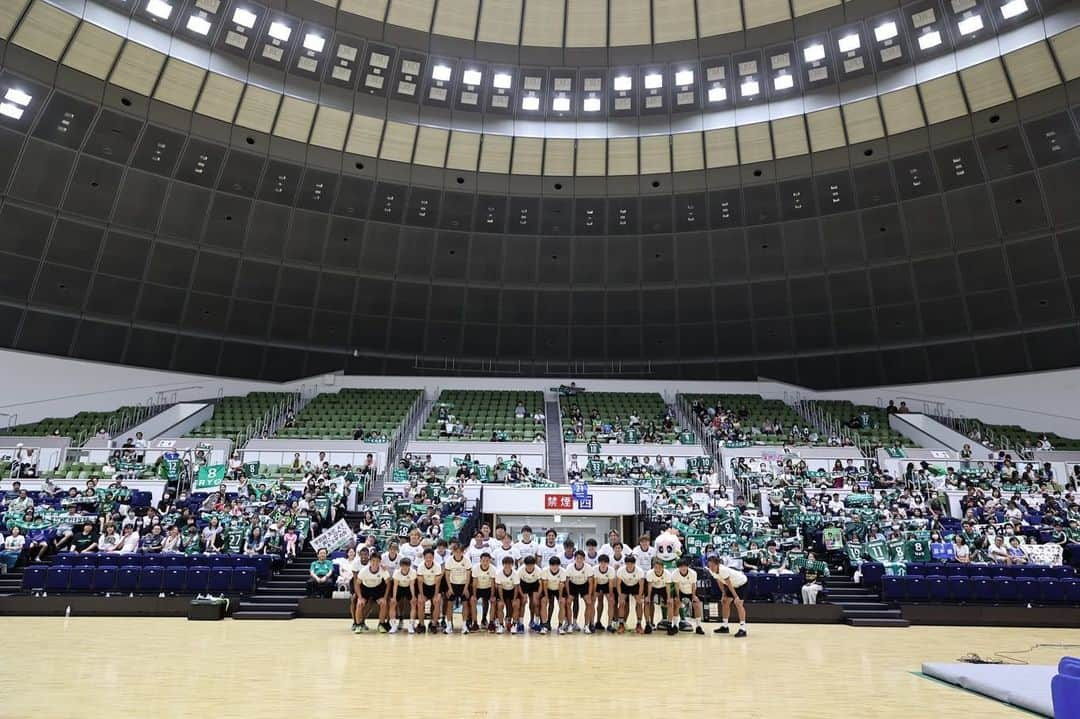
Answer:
[
  {"left": 898, "top": 402, "right": 910, "bottom": 414},
  {"left": 70, "top": 522, "right": 99, "bottom": 553},
  {"left": 243, "top": 527, "right": 266, "bottom": 555},
  {"left": 334, "top": 547, "right": 362, "bottom": 592},
  {"left": 139, "top": 524, "right": 164, "bottom": 553},
  {"left": 162, "top": 525, "right": 183, "bottom": 554},
  {"left": 201, "top": 517, "right": 224, "bottom": 553},
  {"left": 8, "top": 489, "right": 33, "bottom": 516},
  {"left": 96, "top": 427, "right": 109, "bottom": 439},
  {"left": 989, "top": 535, "right": 1009, "bottom": 563},
  {"left": 1, "top": 526, "right": 24, "bottom": 572},
  {"left": 515, "top": 401, "right": 527, "bottom": 419},
  {"left": 953, "top": 535, "right": 971, "bottom": 563},
  {"left": 1006, "top": 537, "right": 1028, "bottom": 564},
  {"left": 98, "top": 524, "right": 120, "bottom": 553},
  {"left": 307, "top": 548, "right": 334, "bottom": 598},
  {"left": 801, "top": 565, "right": 823, "bottom": 604},
  {"left": 114, "top": 525, "right": 139, "bottom": 554}
]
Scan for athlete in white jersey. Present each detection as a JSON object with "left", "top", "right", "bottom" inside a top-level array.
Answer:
[
  {"left": 670, "top": 558, "right": 705, "bottom": 635},
  {"left": 513, "top": 526, "right": 539, "bottom": 566},
  {"left": 442, "top": 543, "right": 474, "bottom": 633},
  {"left": 563, "top": 551, "right": 595, "bottom": 632},
  {"left": 493, "top": 556, "right": 522, "bottom": 634},
  {"left": 471, "top": 553, "right": 498, "bottom": 630},
  {"left": 399, "top": 529, "right": 426, "bottom": 564},
  {"left": 414, "top": 548, "right": 444, "bottom": 633},
  {"left": 615, "top": 555, "right": 645, "bottom": 634},
  {"left": 590, "top": 555, "right": 617, "bottom": 632},
  {"left": 538, "top": 529, "right": 561, "bottom": 566},
  {"left": 643, "top": 559, "right": 671, "bottom": 634},
  {"left": 354, "top": 555, "right": 390, "bottom": 632},
  {"left": 540, "top": 557, "right": 568, "bottom": 634},
  {"left": 598, "top": 530, "right": 622, "bottom": 562},
  {"left": 609, "top": 543, "right": 628, "bottom": 571},
  {"left": 388, "top": 557, "right": 418, "bottom": 633},
  {"left": 583, "top": 539, "right": 600, "bottom": 566},
  {"left": 466, "top": 534, "right": 488, "bottom": 566},
  {"left": 381, "top": 542, "right": 402, "bottom": 572},
  {"left": 707, "top": 555, "right": 748, "bottom": 637},
  {"left": 491, "top": 537, "right": 519, "bottom": 567},
  {"left": 516, "top": 556, "right": 544, "bottom": 631},
  {"left": 630, "top": 535, "right": 657, "bottom": 569}
]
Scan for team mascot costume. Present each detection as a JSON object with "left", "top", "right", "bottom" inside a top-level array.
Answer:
[{"left": 654, "top": 529, "right": 692, "bottom": 631}]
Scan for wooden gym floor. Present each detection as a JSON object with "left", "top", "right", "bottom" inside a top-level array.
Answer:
[{"left": 2, "top": 618, "right": 1075, "bottom": 718}]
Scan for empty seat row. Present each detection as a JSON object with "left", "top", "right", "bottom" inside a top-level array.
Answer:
[
  {"left": 882, "top": 575, "right": 1080, "bottom": 604},
  {"left": 51, "top": 552, "right": 273, "bottom": 578},
  {"left": 905, "top": 563, "right": 1075, "bottom": 579},
  {"left": 698, "top": 571, "right": 805, "bottom": 601},
  {"left": 22, "top": 565, "right": 256, "bottom": 595}
]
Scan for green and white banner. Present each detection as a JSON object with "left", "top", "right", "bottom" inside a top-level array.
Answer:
[
  {"left": 310, "top": 519, "right": 354, "bottom": 553},
  {"left": 193, "top": 464, "right": 227, "bottom": 489}
]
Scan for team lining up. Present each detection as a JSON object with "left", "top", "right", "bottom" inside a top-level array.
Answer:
[{"left": 311, "top": 528, "right": 750, "bottom": 636}]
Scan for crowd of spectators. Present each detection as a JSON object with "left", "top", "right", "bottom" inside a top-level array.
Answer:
[
  {"left": 562, "top": 405, "right": 683, "bottom": 444},
  {"left": 689, "top": 399, "right": 852, "bottom": 448}
]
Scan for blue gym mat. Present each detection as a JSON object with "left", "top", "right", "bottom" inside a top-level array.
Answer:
[{"left": 921, "top": 662, "right": 1056, "bottom": 717}]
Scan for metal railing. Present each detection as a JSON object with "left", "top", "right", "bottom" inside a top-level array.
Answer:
[
  {"left": 788, "top": 394, "right": 872, "bottom": 457},
  {"left": 674, "top": 394, "right": 731, "bottom": 496},
  {"left": 381, "top": 393, "right": 429, "bottom": 488},
  {"left": 232, "top": 391, "right": 303, "bottom": 450}
]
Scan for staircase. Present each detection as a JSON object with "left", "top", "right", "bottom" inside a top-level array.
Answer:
[
  {"left": 0, "top": 566, "right": 24, "bottom": 597},
  {"left": 231, "top": 548, "right": 317, "bottom": 620},
  {"left": 827, "top": 573, "right": 909, "bottom": 627},
  {"left": 544, "top": 399, "right": 565, "bottom": 483}
]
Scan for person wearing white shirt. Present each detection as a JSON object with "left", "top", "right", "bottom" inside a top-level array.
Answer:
[
  {"left": 381, "top": 543, "right": 402, "bottom": 572},
  {"left": 615, "top": 556, "right": 645, "bottom": 634},
  {"left": 491, "top": 537, "right": 519, "bottom": 567},
  {"left": 557, "top": 540, "right": 577, "bottom": 570},
  {"left": 630, "top": 534, "right": 656, "bottom": 569},
  {"left": 471, "top": 553, "right": 498, "bottom": 630},
  {"left": 466, "top": 534, "right": 488, "bottom": 566},
  {"left": 643, "top": 559, "right": 671, "bottom": 634},
  {"left": 563, "top": 551, "right": 594, "bottom": 633},
  {"left": 537, "top": 529, "right": 560, "bottom": 566},
  {"left": 354, "top": 555, "right": 390, "bottom": 633},
  {"left": 517, "top": 556, "right": 544, "bottom": 631},
  {"left": 599, "top": 530, "right": 622, "bottom": 560},
  {"left": 414, "top": 548, "right": 444, "bottom": 634},
  {"left": 669, "top": 558, "right": 705, "bottom": 635},
  {"left": 493, "top": 557, "right": 522, "bottom": 634},
  {"left": 706, "top": 556, "right": 747, "bottom": 637},
  {"left": 540, "top": 557, "right": 568, "bottom": 634},
  {"left": 388, "top": 558, "right": 418, "bottom": 634},
  {"left": 433, "top": 540, "right": 450, "bottom": 566},
  {"left": 591, "top": 555, "right": 617, "bottom": 632},
  {"left": 1, "top": 527, "right": 25, "bottom": 573},
  {"left": 609, "top": 543, "right": 628, "bottom": 571},
  {"left": 512, "top": 526, "right": 539, "bottom": 566},
  {"left": 399, "top": 529, "right": 426, "bottom": 564},
  {"left": 333, "top": 548, "right": 363, "bottom": 591},
  {"left": 442, "top": 543, "right": 474, "bottom": 634}
]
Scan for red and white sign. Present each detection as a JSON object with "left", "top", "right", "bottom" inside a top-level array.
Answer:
[{"left": 544, "top": 494, "right": 574, "bottom": 510}]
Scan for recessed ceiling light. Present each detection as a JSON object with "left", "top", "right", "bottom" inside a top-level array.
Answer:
[
  {"left": 583, "top": 96, "right": 601, "bottom": 112},
  {"left": 268, "top": 20, "right": 291, "bottom": 42},
  {"left": 493, "top": 72, "right": 512, "bottom": 89},
  {"left": 838, "top": 33, "right": 860, "bottom": 53},
  {"left": 552, "top": 96, "right": 570, "bottom": 112},
  {"left": 644, "top": 73, "right": 663, "bottom": 89},
  {"left": 957, "top": 14, "right": 983, "bottom": 35},
  {"left": 707, "top": 86, "right": 726, "bottom": 102},
  {"left": 874, "top": 21, "right": 898, "bottom": 42},
  {"left": 462, "top": 69, "right": 482, "bottom": 86},
  {"left": 803, "top": 43, "right": 825, "bottom": 63},
  {"left": 302, "top": 32, "right": 325, "bottom": 52},
  {"left": 186, "top": 14, "right": 212, "bottom": 35},
  {"left": 232, "top": 7, "right": 256, "bottom": 28},
  {"left": 613, "top": 75, "right": 632, "bottom": 92},
  {"left": 521, "top": 95, "right": 540, "bottom": 111},
  {"left": 918, "top": 30, "right": 942, "bottom": 49},
  {"left": 0, "top": 103, "right": 24, "bottom": 120},
  {"left": 773, "top": 74, "right": 793, "bottom": 91},
  {"left": 674, "top": 69, "right": 694, "bottom": 86},
  {"left": 432, "top": 64, "right": 452, "bottom": 82},
  {"left": 5, "top": 88, "right": 32, "bottom": 106},
  {"left": 146, "top": 0, "right": 173, "bottom": 20},
  {"left": 740, "top": 79, "right": 759, "bottom": 97},
  {"left": 1000, "top": 0, "right": 1027, "bottom": 18}
]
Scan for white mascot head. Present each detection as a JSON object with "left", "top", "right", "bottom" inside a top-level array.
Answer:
[{"left": 654, "top": 528, "right": 683, "bottom": 568}]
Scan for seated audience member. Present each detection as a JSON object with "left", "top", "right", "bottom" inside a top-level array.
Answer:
[
  {"left": 334, "top": 547, "right": 362, "bottom": 591},
  {"left": 71, "top": 522, "right": 99, "bottom": 553},
  {"left": 988, "top": 535, "right": 1009, "bottom": 563},
  {"left": 1006, "top": 537, "right": 1028, "bottom": 564},
  {"left": 139, "top": 525, "right": 165, "bottom": 553},
  {"left": 244, "top": 527, "right": 266, "bottom": 556},
  {"left": 1, "top": 527, "right": 25, "bottom": 572},
  {"left": 801, "top": 567, "right": 823, "bottom": 605},
  {"left": 161, "top": 526, "right": 184, "bottom": 554},
  {"left": 953, "top": 535, "right": 971, "bottom": 564},
  {"left": 98, "top": 524, "right": 121, "bottom": 553},
  {"left": 307, "top": 549, "right": 335, "bottom": 598},
  {"left": 115, "top": 525, "right": 140, "bottom": 554}
]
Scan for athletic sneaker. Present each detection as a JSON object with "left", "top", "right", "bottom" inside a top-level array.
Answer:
[
  {"left": 593, "top": 622, "right": 604, "bottom": 632},
  {"left": 352, "top": 624, "right": 363, "bottom": 634},
  {"left": 388, "top": 624, "right": 399, "bottom": 634},
  {"left": 495, "top": 623, "right": 505, "bottom": 634},
  {"left": 417, "top": 623, "right": 427, "bottom": 634},
  {"left": 407, "top": 624, "right": 415, "bottom": 634},
  {"left": 377, "top": 622, "right": 389, "bottom": 634},
  {"left": 607, "top": 624, "right": 617, "bottom": 633},
  {"left": 529, "top": 620, "right": 540, "bottom": 632},
  {"left": 734, "top": 628, "right": 747, "bottom": 638},
  {"left": 487, "top": 622, "right": 497, "bottom": 632},
  {"left": 462, "top": 624, "right": 470, "bottom": 635},
  {"left": 539, "top": 626, "right": 549, "bottom": 635},
  {"left": 634, "top": 624, "right": 644, "bottom": 635},
  {"left": 666, "top": 625, "right": 678, "bottom": 636},
  {"left": 511, "top": 624, "right": 522, "bottom": 634},
  {"left": 644, "top": 623, "right": 653, "bottom": 635},
  {"left": 695, "top": 626, "right": 705, "bottom": 635},
  {"left": 468, "top": 621, "right": 480, "bottom": 632},
  {"left": 350, "top": 622, "right": 358, "bottom": 632},
  {"left": 557, "top": 624, "right": 568, "bottom": 635},
  {"left": 428, "top": 622, "right": 438, "bottom": 634},
  {"left": 715, "top": 625, "right": 730, "bottom": 634},
  {"left": 443, "top": 624, "right": 452, "bottom": 635},
  {"left": 571, "top": 623, "right": 581, "bottom": 633},
  {"left": 583, "top": 625, "right": 593, "bottom": 635}
]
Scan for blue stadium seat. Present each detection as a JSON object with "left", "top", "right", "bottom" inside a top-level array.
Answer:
[
  {"left": 882, "top": 576, "right": 904, "bottom": 601},
  {"left": 208, "top": 555, "right": 232, "bottom": 569},
  {"left": 70, "top": 553, "right": 97, "bottom": 567},
  {"left": 860, "top": 562, "right": 884, "bottom": 587},
  {"left": 993, "top": 577, "right": 1018, "bottom": 603},
  {"left": 21, "top": 565, "right": 46, "bottom": 592},
  {"left": 951, "top": 564, "right": 975, "bottom": 577},
  {"left": 778, "top": 573, "right": 801, "bottom": 596},
  {"left": 54, "top": 552, "right": 79, "bottom": 565},
  {"left": 231, "top": 566, "right": 255, "bottom": 594},
  {"left": 96, "top": 554, "right": 124, "bottom": 567},
  {"left": 1017, "top": 578, "right": 1040, "bottom": 603},
  {"left": 92, "top": 566, "right": 117, "bottom": 593},
  {"left": 208, "top": 568, "right": 232, "bottom": 594},
  {"left": 971, "top": 576, "right": 994, "bottom": 602},
  {"left": 756, "top": 573, "right": 779, "bottom": 598},
  {"left": 45, "top": 565, "right": 70, "bottom": 593},
  {"left": 161, "top": 555, "right": 189, "bottom": 569},
  {"left": 1053, "top": 566, "right": 1077, "bottom": 578},
  {"left": 163, "top": 568, "right": 186, "bottom": 594},
  {"left": 948, "top": 576, "right": 971, "bottom": 601},
  {"left": 139, "top": 566, "right": 164, "bottom": 593},
  {"left": 122, "top": 554, "right": 146, "bottom": 566},
  {"left": 250, "top": 555, "right": 272, "bottom": 579},
  {"left": 186, "top": 565, "right": 210, "bottom": 594},
  {"left": 905, "top": 563, "right": 926, "bottom": 576},
  {"left": 1065, "top": 579, "right": 1080, "bottom": 605},
  {"left": 1039, "top": 577, "right": 1065, "bottom": 603},
  {"left": 68, "top": 566, "right": 93, "bottom": 592},
  {"left": 926, "top": 575, "right": 949, "bottom": 602},
  {"left": 906, "top": 576, "right": 928, "bottom": 601},
  {"left": 985, "top": 565, "right": 1006, "bottom": 578},
  {"left": 116, "top": 565, "right": 141, "bottom": 594}
]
